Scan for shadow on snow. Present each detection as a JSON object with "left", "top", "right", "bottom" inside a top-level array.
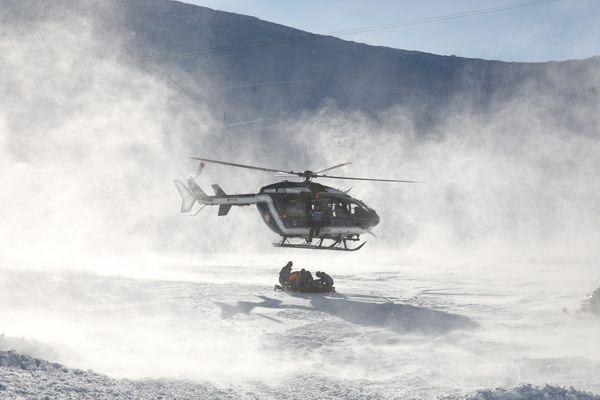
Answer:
[{"left": 215, "top": 293, "right": 479, "bottom": 335}]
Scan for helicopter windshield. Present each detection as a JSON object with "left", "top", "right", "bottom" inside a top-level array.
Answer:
[
  {"left": 353, "top": 199, "right": 372, "bottom": 211},
  {"left": 352, "top": 199, "right": 373, "bottom": 214},
  {"left": 349, "top": 201, "right": 368, "bottom": 216}
]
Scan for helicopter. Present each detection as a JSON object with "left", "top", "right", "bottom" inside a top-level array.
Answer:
[{"left": 174, "top": 157, "right": 417, "bottom": 251}]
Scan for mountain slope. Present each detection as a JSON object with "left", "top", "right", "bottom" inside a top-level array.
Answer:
[{"left": 3, "top": 0, "right": 598, "bottom": 134}]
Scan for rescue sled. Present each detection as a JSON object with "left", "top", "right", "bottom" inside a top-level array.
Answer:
[{"left": 274, "top": 284, "right": 336, "bottom": 294}]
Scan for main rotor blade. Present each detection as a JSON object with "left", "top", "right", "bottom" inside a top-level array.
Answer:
[
  {"left": 190, "top": 157, "right": 299, "bottom": 175},
  {"left": 316, "top": 174, "right": 419, "bottom": 183},
  {"left": 316, "top": 162, "right": 352, "bottom": 174}
]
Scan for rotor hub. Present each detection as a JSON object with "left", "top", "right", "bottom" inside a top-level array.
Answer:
[{"left": 302, "top": 170, "right": 315, "bottom": 180}]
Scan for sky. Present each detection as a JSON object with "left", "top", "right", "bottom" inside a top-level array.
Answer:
[{"left": 182, "top": 0, "right": 600, "bottom": 62}]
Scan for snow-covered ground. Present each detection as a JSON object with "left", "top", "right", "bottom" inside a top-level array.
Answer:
[{"left": 1, "top": 254, "right": 599, "bottom": 399}]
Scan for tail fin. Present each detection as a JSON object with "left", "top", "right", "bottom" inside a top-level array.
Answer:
[
  {"left": 211, "top": 184, "right": 226, "bottom": 197},
  {"left": 211, "top": 184, "right": 231, "bottom": 216},
  {"left": 187, "top": 178, "right": 208, "bottom": 200},
  {"left": 173, "top": 180, "right": 196, "bottom": 213}
]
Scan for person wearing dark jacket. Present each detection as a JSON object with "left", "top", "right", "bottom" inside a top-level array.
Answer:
[
  {"left": 315, "top": 271, "right": 334, "bottom": 291},
  {"left": 279, "top": 261, "right": 293, "bottom": 286},
  {"left": 297, "top": 268, "right": 314, "bottom": 292}
]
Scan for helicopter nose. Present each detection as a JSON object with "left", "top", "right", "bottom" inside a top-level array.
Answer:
[{"left": 369, "top": 211, "right": 380, "bottom": 228}]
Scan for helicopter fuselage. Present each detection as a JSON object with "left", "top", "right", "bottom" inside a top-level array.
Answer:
[
  {"left": 175, "top": 156, "right": 413, "bottom": 251},
  {"left": 175, "top": 179, "right": 380, "bottom": 241},
  {"left": 256, "top": 181, "right": 380, "bottom": 239}
]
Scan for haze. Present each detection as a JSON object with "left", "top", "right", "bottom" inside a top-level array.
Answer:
[{"left": 0, "top": 1, "right": 599, "bottom": 398}]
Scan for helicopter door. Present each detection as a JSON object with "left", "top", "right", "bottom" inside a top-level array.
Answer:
[
  {"left": 278, "top": 196, "right": 307, "bottom": 228},
  {"left": 311, "top": 199, "right": 333, "bottom": 222}
]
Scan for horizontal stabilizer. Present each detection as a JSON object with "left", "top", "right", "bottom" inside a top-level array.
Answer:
[
  {"left": 211, "top": 184, "right": 227, "bottom": 197},
  {"left": 218, "top": 204, "right": 232, "bottom": 216},
  {"left": 174, "top": 180, "right": 195, "bottom": 213}
]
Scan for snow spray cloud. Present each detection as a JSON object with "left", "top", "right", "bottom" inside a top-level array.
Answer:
[
  {"left": 277, "top": 62, "right": 600, "bottom": 261},
  {"left": 0, "top": 3, "right": 278, "bottom": 378},
  {"left": 2, "top": 1, "right": 599, "bottom": 264},
  {"left": 2, "top": 3, "right": 600, "bottom": 392},
  {"left": 0, "top": 4, "right": 258, "bottom": 264}
]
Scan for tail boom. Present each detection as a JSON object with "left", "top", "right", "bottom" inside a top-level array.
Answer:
[{"left": 174, "top": 178, "right": 259, "bottom": 215}]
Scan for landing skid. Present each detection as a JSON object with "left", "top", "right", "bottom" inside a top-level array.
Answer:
[{"left": 273, "top": 236, "right": 366, "bottom": 252}]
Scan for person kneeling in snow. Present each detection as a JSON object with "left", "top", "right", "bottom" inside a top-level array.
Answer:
[
  {"left": 297, "top": 268, "right": 314, "bottom": 292},
  {"left": 287, "top": 270, "right": 300, "bottom": 290},
  {"left": 279, "top": 261, "right": 293, "bottom": 286},
  {"left": 315, "top": 271, "right": 334, "bottom": 291}
]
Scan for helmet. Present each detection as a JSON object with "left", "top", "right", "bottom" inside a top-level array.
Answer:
[{"left": 316, "top": 271, "right": 322, "bottom": 277}]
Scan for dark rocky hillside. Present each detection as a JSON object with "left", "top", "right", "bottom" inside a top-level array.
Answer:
[{"left": 2, "top": 0, "right": 598, "bottom": 136}]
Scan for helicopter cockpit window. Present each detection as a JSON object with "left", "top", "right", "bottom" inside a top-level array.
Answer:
[
  {"left": 350, "top": 201, "right": 368, "bottom": 216},
  {"left": 332, "top": 201, "right": 350, "bottom": 218},
  {"left": 354, "top": 199, "right": 372, "bottom": 212}
]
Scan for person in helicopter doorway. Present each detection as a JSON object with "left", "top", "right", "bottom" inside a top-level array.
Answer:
[
  {"left": 308, "top": 211, "right": 324, "bottom": 242},
  {"left": 297, "top": 268, "right": 314, "bottom": 292},
  {"left": 279, "top": 261, "right": 293, "bottom": 287},
  {"left": 314, "top": 271, "right": 334, "bottom": 291},
  {"left": 308, "top": 204, "right": 325, "bottom": 243}
]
